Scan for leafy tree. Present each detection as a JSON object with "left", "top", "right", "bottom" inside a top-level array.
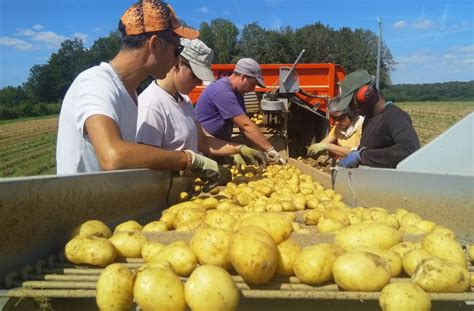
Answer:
[{"left": 199, "top": 19, "right": 239, "bottom": 63}]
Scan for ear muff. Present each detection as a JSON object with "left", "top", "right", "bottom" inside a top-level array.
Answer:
[{"left": 355, "top": 81, "right": 379, "bottom": 106}]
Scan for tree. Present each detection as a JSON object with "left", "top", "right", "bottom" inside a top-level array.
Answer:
[{"left": 200, "top": 19, "right": 239, "bottom": 63}]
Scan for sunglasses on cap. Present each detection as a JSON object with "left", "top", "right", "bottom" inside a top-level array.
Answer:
[{"left": 331, "top": 113, "right": 348, "bottom": 122}]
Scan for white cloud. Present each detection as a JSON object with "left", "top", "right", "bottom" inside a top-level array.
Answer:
[
  {"left": 393, "top": 20, "right": 408, "bottom": 29},
  {"left": 199, "top": 6, "right": 208, "bottom": 13},
  {"left": 74, "top": 32, "right": 88, "bottom": 43},
  {"left": 0, "top": 37, "right": 36, "bottom": 51},
  {"left": 413, "top": 19, "right": 434, "bottom": 29},
  {"left": 16, "top": 27, "right": 68, "bottom": 49},
  {"left": 32, "top": 24, "right": 44, "bottom": 31}
]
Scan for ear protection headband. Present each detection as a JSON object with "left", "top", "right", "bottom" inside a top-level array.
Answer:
[{"left": 355, "top": 80, "right": 379, "bottom": 106}]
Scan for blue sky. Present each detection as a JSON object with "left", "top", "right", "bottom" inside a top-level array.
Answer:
[{"left": 0, "top": 0, "right": 473, "bottom": 88}]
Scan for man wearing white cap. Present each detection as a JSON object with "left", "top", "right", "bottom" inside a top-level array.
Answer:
[
  {"left": 195, "top": 58, "right": 285, "bottom": 164},
  {"left": 137, "top": 39, "right": 267, "bottom": 178}
]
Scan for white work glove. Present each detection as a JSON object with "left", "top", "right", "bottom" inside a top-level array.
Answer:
[
  {"left": 185, "top": 150, "right": 221, "bottom": 190},
  {"left": 264, "top": 147, "right": 286, "bottom": 165}
]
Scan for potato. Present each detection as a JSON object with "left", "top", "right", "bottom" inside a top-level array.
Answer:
[
  {"left": 190, "top": 227, "right": 232, "bottom": 270},
  {"left": 202, "top": 197, "right": 219, "bottom": 210},
  {"left": 65, "top": 235, "right": 116, "bottom": 267},
  {"left": 303, "top": 210, "right": 321, "bottom": 226},
  {"left": 236, "top": 212, "right": 293, "bottom": 244},
  {"left": 71, "top": 220, "right": 112, "bottom": 238},
  {"left": 155, "top": 243, "right": 197, "bottom": 276},
  {"left": 421, "top": 232, "right": 466, "bottom": 267},
  {"left": 142, "top": 221, "right": 168, "bottom": 232},
  {"left": 414, "top": 220, "right": 436, "bottom": 233},
  {"left": 317, "top": 218, "right": 345, "bottom": 233},
  {"left": 412, "top": 257, "right": 470, "bottom": 293},
  {"left": 353, "top": 246, "right": 402, "bottom": 277},
  {"left": 400, "top": 213, "right": 422, "bottom": 226},
  {"left": 379, "top": 282, "right": 431, "bottom": 311},
  {"left": 469, "top": 245, "right": 474, "bottom": 262},
  {"left": 276, "top": 239, "right": 301, "bottom": 276},
  {"left": 175, "top": 219, "right": 208, "bottom": 232},
  {"left": 293, "top": 243, "right": 344, "bottom": 284},
  {"left": 389, "top": 242, "right": 417, "bottom": 258},
  {"left": 335, "top": 222, "right": 402, "bottom": 251},
  {"left": 134, "top": 266, "right": 185, "bottom": 311},
  {"left": 113, "top": 220, "right": 142, "bottom": 233},
  {"left": 229, "top": 225, "right": 277, "bottom": 285},
  {"left": 399, "top": 224, "right": 426, "bottom": 235},
  {"left": 141, "top": 241, "right": 166, "bottom": 262},
  {"left": 174, "top": 207, "right": 207, "bottom": 228},
  {"left": 205, "top": 210, "right": 236, "bottom": 232},
  {"left": 96, "top": 263, "right": 134, "bottom": 311},
  {"left": 333, "top": 251, "right": 391, "bottom": 291},
  {"left": 144, "top": 259, "right": 175, "bottom": 272},
  {"left": 402, "top": 249, "right": 433, "bottom": 276},
  {"left": 109, "top": 231, "right": 147, "bottom": 258},
  {"left": 185, "top": 265, "right": 239, "bottom": 311},
  {"left": 431, "top": 225, "right": 456, "bottom": 238}
]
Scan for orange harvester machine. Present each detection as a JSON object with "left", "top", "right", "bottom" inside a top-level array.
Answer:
[{"left": 189, "top": 63, "right": 346, "bottom": 157}]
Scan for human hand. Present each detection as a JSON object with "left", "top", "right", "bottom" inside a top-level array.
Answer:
[
  {"left": 238, "top": 145, "right": 267, "bottom": 167},
  {"left": 338, "top": 150, "right": 362, "bottom": 168},
  {"left": 232, "top": 153, "right": 246, "bottom": 168},
  {"left": 265, "top": 147, "right": 286, "bottom": 165},
  {"left": 307, "top": 143, "right": 328, "bottom": 159},
  {"left": 186, "top": 150, "right": 220, "bottom": 189}
]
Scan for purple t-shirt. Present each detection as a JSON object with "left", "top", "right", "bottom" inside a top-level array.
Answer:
[{"left": 195, "top": 77, "right": 246, "bottom": 140}]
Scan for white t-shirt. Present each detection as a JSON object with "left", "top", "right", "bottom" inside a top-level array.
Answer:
[
  {"left": 136, "top": 82, "right": 198, "bottom": 152},
  {"left": 56, "top": 62, "right": 137, "bottom": 174}
]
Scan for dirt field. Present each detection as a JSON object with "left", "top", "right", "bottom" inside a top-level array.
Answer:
[{"left": 0, "top": 101, "right": 472, "bottom": 178}]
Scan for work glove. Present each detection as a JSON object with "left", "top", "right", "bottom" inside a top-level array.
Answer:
[
  {"left": 232, "top": 153, "right": 247, "bottom": 168},
  {"left": 186, "top": 150, "right": 221, "bottom": 190},
  {"left": 307, "top": 143, "right": 328, "bottom": 159},
  {"left": 238, "top": 145, "right": 267, "bottom": 167},
  {"left": 338, "top": 149, "right": 364, "bottom": 168},
  {"left": 265, "top": 147, "right": 286, "bottom": 165}
]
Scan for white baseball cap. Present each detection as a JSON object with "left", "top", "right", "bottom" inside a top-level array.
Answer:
[
  {"left": 180, "top": 38, "right": 215, "bottom": 82},
  {"left": 234, "top": 58, "right": 266, "bottom": 87}
]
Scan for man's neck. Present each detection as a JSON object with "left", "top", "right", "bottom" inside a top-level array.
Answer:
[{"left": 110, "top": 51, "right": 149, "bottom": 99}]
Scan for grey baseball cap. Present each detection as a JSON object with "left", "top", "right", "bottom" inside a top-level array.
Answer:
[
  {"left": 180, "top": 38, "right": 215, "bottom": 82},
  {"left": 234, "top": 58, "right": 266, "bottom": 87},
  {"left": 335, "top": 70, "right": 373, "bottom": 111}
]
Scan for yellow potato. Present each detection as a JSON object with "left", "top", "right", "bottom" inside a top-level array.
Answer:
[
  {"left": 96, "top": 263, "right": 134, "bottom": 311},
  {"left": 229, "top": 225, "right": 277, "bottom": 285},
  {"left": 141, "top": 241, "right": 166, "bottom": 263},
  {"left": 399, "top": 224, "right": 427, "bottom": 235},
  {"left": 421, "top": 232, "right": 466, "bottom": 267},
  {"left": 236, "top": 212, "right": 293, "bottom": 244},
  {"left": 190, "top": 227, "right": 232, "bottom": 270},
  {"left": 205, "top": 210, "right": 236, "bottom": 232},
  {"left": 469, "top": 245, "right": 474, "bottom": 262},
  {"left": 184, "top": 265, "right": 239, "bottom": 311},
  {"left": 134, "top": 266, "right": 186, "bottom": 311},
  {"left": 389, "top": 242, "right": 417, "bottom": 258},
  {"left": 175, "top": 219, "right": 208, "bottom": 232},
  {"left": 276, "top": 239, "right": 302, "bottom": 276},
  {"left": 293, "top": 243, "right": 344, "bottom": 284},
  {"left": 109, "top": 231, "right": 147, "bottom": 258},
  {"left": 412, "top": 257, "right": 470, "bottom": 293},
  {"left": 155, "top": 243, "right": 197, "bottom": 277},
  {"left": 431, "top": 225, "right": 456, "bottom": 238},
  {"left": 174, "top": 207, "right": 207, "bottom": 229},
  {"left": 202, "top": 197, "right": 219, "bottom": 210},
  {"left": 71, "top": 220, "right": 112, "bottom": 238},
  {"left": 379, "top": 282, "right": 431, "bottom": 311},
  {"left": 317, "top": 218, "right": 345, "bottom": 233},
  {"left": 402, "top": 249, "right": 433, "bottom": 276},
  {"left": 353, "top": 246, "right": 402, "bottom": 277},
  {"left": 142, "top": 221, "right": 168, "bottom": 232},
  {"left": 414, "top": 220, "right": 436, "bottom": 233},
  {"left": 113, "top": 220, "right": 142, "bottom": 233},
  {"left": 335, "top": 222, "right": 402, "bottom": 251},
  {"left": 65, "top": 235, "right": 116, "bottom": 267},
  {"left": 333, "top": 251, "right": 391, "bottom": 291},
  {"left": 303, "top": 210, "right": 321, "bottom": 226},
  {"left": 400, "top": 213, "right": 422, "bottom": 226}
]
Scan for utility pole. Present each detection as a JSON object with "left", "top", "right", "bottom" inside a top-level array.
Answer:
[{"left": 376, "top": 17, "right": 382, "bottom": 90}]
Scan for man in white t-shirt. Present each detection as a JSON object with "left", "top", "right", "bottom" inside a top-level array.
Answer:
[
  {"left": 136, "top": 38, "right": 267, "bottom": 167},
  {"left": 56, "top": 0, "right": 225, "bottom": 187}
]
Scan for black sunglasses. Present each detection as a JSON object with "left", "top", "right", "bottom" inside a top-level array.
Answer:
[
  {"left": 332, "top": 113, "right": 348, "bottom": 122},
  {"left": 157, "top": 32, "right": 183, "bottom": 57}
]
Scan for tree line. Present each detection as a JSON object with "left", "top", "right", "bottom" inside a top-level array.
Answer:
[{"left": 0, "top": 19, "right": 471, "bottom": 120}]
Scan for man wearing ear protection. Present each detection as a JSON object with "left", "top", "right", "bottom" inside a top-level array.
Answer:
[{"left": 335, "top": 70, "right": 420, "bottom": 168}]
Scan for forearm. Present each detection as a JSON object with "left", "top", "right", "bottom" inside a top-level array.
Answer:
[
  {"left": 326, "top": 143, "right": 352, "bottom": 157},
  {"left": 199, "top": 135, "right": 240, "bottom": 156},
  {"left": 240, "top": 123, "right": 272, "bottom": 150},
  {"left": 99, "top": 140, "right": 188, "bottom": 171}
]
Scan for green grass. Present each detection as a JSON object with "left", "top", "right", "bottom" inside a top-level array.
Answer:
[{"left": 0, "top": 114, "right": 59, "bottom": 125}]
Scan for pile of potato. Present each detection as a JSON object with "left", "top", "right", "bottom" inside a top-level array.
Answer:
[
  {"left": 64, "top": 164, "right": 473, "bottom": 311},
  {"left": 250, "top": 112, "right": 264, "bottom": 126}
]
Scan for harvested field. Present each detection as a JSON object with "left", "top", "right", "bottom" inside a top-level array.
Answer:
[{"left": 0, "top": 101, "right": 472, "bottom": 178}]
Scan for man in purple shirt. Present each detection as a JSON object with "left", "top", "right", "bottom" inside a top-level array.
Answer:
[{"left": 195, "top": 58, "right": 284, "bottom": 164}]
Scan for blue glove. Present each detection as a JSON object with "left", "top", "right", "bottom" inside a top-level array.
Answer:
[{"left": 338, "top": 150, "right": 363, "bottom": 168}]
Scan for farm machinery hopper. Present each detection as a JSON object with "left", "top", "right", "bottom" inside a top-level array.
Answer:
[{"left": 0, "top": 63, "right": 473, "bottom": 310}]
